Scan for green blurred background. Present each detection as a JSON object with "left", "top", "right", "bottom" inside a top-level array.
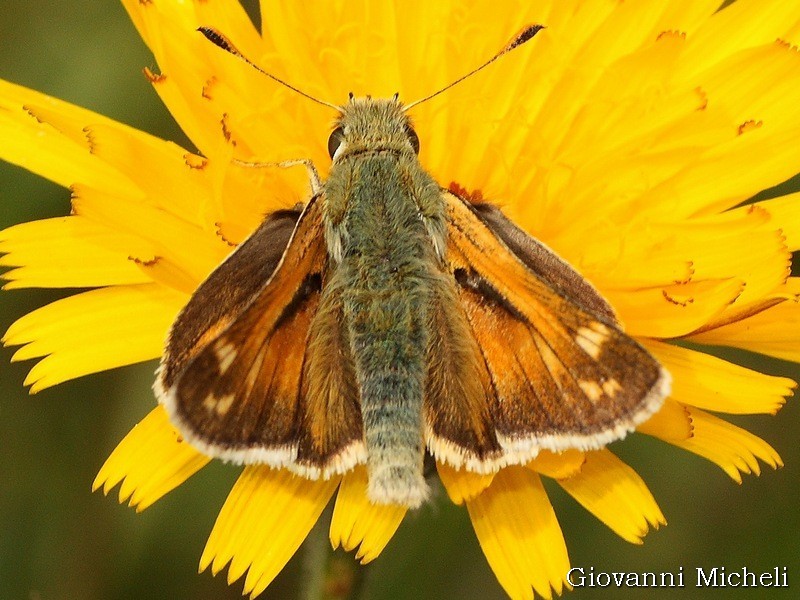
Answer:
[{"left": 0, "top": 2, "right": 798, "bottom": 599}]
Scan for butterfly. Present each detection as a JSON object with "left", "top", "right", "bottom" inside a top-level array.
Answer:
[{"left": 155, "top": 26, "right": 670, "bottom": 508}]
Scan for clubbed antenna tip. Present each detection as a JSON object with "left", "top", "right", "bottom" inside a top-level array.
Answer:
[
  {"left": 197, "top": 26, "right": 340, "bottom": 111},
  {"left": 508, "top": 24, "right": 546, "bottom": 51},
  {"left": 404, "top": 23, "right": 546, "bottom": 110}
]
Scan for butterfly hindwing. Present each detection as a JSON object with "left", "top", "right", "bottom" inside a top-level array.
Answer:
[
  {"left": 432, "top": 190, "right": 669, "bottom": 464},
  {"left": 423, "top": 274, "right": 504, "bottom": 471},
  {"left": 158, "top": 196, "right": 364, "bottom": 476},
  {"left": 297, "top": 269, "right": 365, "bottom": 474}
]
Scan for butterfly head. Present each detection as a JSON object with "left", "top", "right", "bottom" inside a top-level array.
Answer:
[{"left": 327, "top": 94, "right": 420, "bottom": 161}]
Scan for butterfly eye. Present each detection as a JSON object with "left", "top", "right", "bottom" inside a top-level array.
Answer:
[
  {"left": 328, "top": 126, "right": 345, "bottom": 158},
  {"left": 405, "top": 125, "right": 420, "bottom": 154}
]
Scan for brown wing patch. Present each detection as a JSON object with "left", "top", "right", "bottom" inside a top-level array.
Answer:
[
  {"left": 441, "top": 191, "right": 669, "bottom": 461},
  {"left": 173, "top": 276, "right": 320, "bottom": 451},
  {"left": 159, "top": 197, "right": 364, "bottom": 476}
]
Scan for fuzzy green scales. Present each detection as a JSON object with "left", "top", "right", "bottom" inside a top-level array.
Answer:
[{"left": 324, "top": 97, "right": 449, "bottom": 507}]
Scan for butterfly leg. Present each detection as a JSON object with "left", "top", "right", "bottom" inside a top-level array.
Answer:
[{"left": 233, "top": 158, "right": 323, "bottom": 195}]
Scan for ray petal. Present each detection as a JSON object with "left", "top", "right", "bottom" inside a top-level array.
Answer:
[
  {"left": 688, "top": 279, "right": 800, "bottom": 362},
  {"left": 329, "top": 466, "right": 407, "bottom": 564},
  {"left": 0, "top": 216, "right": 153, "bottom": 289},
  {"left": 643, "top": 340, "right": 795, "bottom": 415},
  {"left": 556, "top": 450, "right": 665, "bottom": 545},
  {"left": 436, "top": 461, "right": 495, "bottom": 505},
  {"left": 673, "top": 408, "right": 783, "bottom": 483},
  {"left": 93, "top": 405, "right": 210, "bottom": 512},
  {"left": 3, "top": 283, "right": 186, "bottom": 392},
  {"left": 466, "top": 466, "right": 569, "bottom": 600},
  {"left": 199, "top": 466, "right": 338, "bottom": 597}
]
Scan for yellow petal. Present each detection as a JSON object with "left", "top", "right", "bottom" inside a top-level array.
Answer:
[
  {"left": 466, "top": 466, "right": 569, "bottom": 600},
  {"left": 543, "top": 32, "right": 691, "bottom": 175},
  {"left": 3, "top": 283, "right": 186, "bottom": 392},
  {"left": 144, "top": 68, "right": 223, "bottom": 164},
  {"left": 556, "top": 450, "right": 665, "bottom": 545},
  {"left": 200, "top": 466, "right": 338, "bottom": 598},
  {"left": 0, "top": 216, "right": 153, "bottom": 289},
  {"left": 329, "top": 466, "right": 407, "bottom": 564},
  {"left": 126, "top": 0, "right": 332, "bottom": 173},
  {"left": 527, "top": 449, "right": 585, "bottom": 479},
  {"left": 686, "top": 41, "right": 800, "bottom": 136},
  {"left": 79, "top": 123, "right": 214, "bottom": 227},
  {"left": 507, "top": 3, "right": 800, "bottom": 237},
  {"left": 583, "top": 206, "right": 790, "bottom": 310},
  {"left": 657, "top": 0, "right": 724, "bottom": 33},
  {"left": 72, "top": 185, "right": 231, "bottom": 291},
  {"left": 0, "top": 93, "right": 135, "bottom": 193},
  {"left": 124, "top": 0, "right": 254, "bottom": 152},
  {"left": 637, "top": 398, "right": 692, "bottom": 443},
  {"left": 643, "top": 339, "right": 795, "bottom": 415},
  {"left": 689, "top": 288, "right": 796, "bottom": 336},
  {"left": 122, "top": 0, "right": 197, "bottom": 43},
  {"left": 604, "top": 278, "right": 744, "bottom": 338},
  {"left": 217, "top": 162, "right": 311, "bottom": 240},
  {"left": 679, "top": 1, "right": 800, "bottom": 79},
  {"left": 509, "top": 6, "right": 800, "bottom": 248},
  {"left": 673, "top": 408, "right": 783, "bottom": 483},
  {"left": 642, "top": 125, "right": 800, "bottom": 219},
  {"left": 754, "top": 190, "right": 800, "bottom": 252},
  {"left": 688, "top": 279, "right": 800, "bottom": 362},
  {"left": 92, "top": 405, "right": 210, "bottom": 512},
  {"left": 523, "top": 0, "right": 691, "bottom": 179},
  {"left": 0, "top": 77, "right": 129, "bottom": 143},
  {"left": 436, "top": 461, "right": 495, "bottom": 505}
]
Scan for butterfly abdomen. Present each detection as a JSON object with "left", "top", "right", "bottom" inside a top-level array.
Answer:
[{"left": 327, "top": 152, "right": 444, "bottom": 507}]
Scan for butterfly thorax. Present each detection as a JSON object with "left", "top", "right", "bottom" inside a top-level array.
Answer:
[{"left": 318, "top": 97, "right": 446, "bottom": 506}]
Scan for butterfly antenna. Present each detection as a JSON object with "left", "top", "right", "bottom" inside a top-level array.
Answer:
[
  {"left": 198, "top": 27, "right": 340, "bottom": 111},
  {"left": 403, "top": 24, "right": 545, "bottom": 111}
]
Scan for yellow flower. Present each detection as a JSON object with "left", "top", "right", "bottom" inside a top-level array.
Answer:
[{"left": 2, "top": 1, "right": 799, "bottom": 599}]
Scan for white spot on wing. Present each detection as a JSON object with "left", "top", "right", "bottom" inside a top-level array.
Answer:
[
  {"left": 215, "top": 342, "right": 238, "bottom": 374},
  {"left": 203, "top": 393, "right": 235, "bottom": 415},
  {"left": 576, "top": 322, "right": 610, "bottom": 359},
  {"left": 602, "top": 378, "right": 622, "bottom": 398},
  {"left": 579, "top": 380, "right": 604, "bottom": 402}
]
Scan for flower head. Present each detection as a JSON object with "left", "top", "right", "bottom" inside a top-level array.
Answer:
[{"left": 2, "top": 1, "right": 799, "bottom": 599}]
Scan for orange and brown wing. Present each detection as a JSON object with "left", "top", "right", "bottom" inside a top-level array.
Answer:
[
  {"left": 158, "top": 207, "right": 301, "bottom": 389},
  {"left": 157, "top": 197, "right": 363, "bottom": 475},
  {"left": 425, "top": 191, "right": 669, "bottom": 468}
]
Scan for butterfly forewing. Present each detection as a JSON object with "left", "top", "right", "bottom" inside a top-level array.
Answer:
[
  {"left": 434, "top": 191, "right": 669, "bottom": 461},
  {"left": 158, "top": 197, "right": 364, "bottom": 475},
  {"left": 158, "top": 207, "right": 301, "bottom": 389}
]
